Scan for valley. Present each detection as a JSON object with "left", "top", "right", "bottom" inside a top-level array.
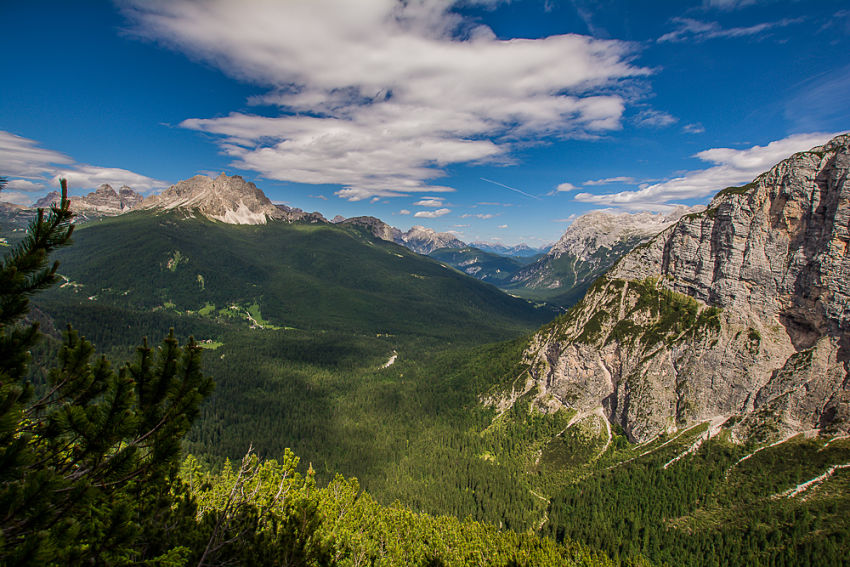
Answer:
[{"left": 5, "top": 134, "right": 848, "bottom": 565}]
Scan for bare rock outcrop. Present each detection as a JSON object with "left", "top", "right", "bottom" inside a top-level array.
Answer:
[
  {"left": 140, "top": 173, "right": 286, "bottom": 225},
  {"left": 341, "top": 217, "right": 464, "bottom": 254},
  {"left": 510, "top": 207, "right": 698, "bottom": 293},
  {"left": 35, "top": 185, "right": 144, "bottom": 216},
  {"left": 506, "top": 134, "right": 850, "bottom": 443}
]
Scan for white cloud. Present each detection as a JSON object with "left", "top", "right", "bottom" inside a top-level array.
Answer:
[
  {"left": 658, "top": 17, "right": 801, "bottom": 43},
  {"left": 124, "top": 0, "right": 649, "bottom": 200},
  {"left": 414, "top": 208, "right": 451, "bottom": 218},
  {"left": 310, "top": 194, "right": 328, "bottom": 200},
  {"left": 460, "top": 213, "right": 496, "bottom": 219},
  {"left": 556, "top": 182, "right": 577, "bottom": 192},
  {"left": 0, "top": 130, "right": 167, "bottom": 195},
  {"left": 683, "top": 123, "right": 706, "bottom": 134},
  {"left": 574, "top": 132, "right": 838, "bottom": 208},
  {"left": 52, "top": 165, "right": 168, "bottom": 194},
  {"left": 583, "top": 176, "right": 635, "bottom": 186},
  {"left": 497, "top": 224, "right": 508, "bottom": 229},
  {"left": 5, "top": 179, "right": 47, "bottom": 191},
  {"left": 0, "top": 191, "right": 38, "bottom": 206},
  {"left": 634, "top": 109, "right": 677, "bottom": 128},
  {"left": 553, "top": 213, "right": 578, "bottom": 222},
  {"left": 413, "top": 198, "right": 445, "bottom": 207},
  {"left": 398, "top": 209, "right": 411, "bottom": 215},
  {"left": 703, "top": 0, "right": 759, "bottom": 10},
  {"left": 0, "top": 131, "right": 72, "bottom": 178}
]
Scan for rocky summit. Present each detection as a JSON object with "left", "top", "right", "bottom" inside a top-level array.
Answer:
[
  {"left": 510, "top": 206, "right": 698, "bottom": 292},
  {"left": 140, "top": 173, "right": 286, "bottom": 225},
  {"left": 35, "top": 184, "right": 143, "bottom": 216},
  {"left": 497, "top": 133, "right": 850, "bottom": 443},
  {"left": 342, "top": 216, "right": 464, "bottom": 254},
  {"left": 549, "top": 206, "right": 700, "bottom": 262}
]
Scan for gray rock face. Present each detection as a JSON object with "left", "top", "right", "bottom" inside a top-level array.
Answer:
[
  {"left": 507, "top": 134, "right": 850, "bottom": 443},
  {"left": 551, "top": 206, "right": 699, "bottom": 262},
  {"left": 33, "top": 191, "right": 60, "bottom": 209},
  {"left": 341, "top": 217, "right": 463, "bottom": 254},
  {"left": 35, "top": 185, "right": 144, "bottom": 216},
  {"left": 402, "top": 225, "right": 465, "bottom": 254},
  {"left": 342, "top": 216, "right": 404, "bottom": 243},
  {"left": 275, "top": 204, "right": 328, "bottom": 224},
  {"left": 509, "top": 207, "right": 697, "bottom": 293},
  {"left": 141, "top": 173, "right": 285, "bottom": 225}
]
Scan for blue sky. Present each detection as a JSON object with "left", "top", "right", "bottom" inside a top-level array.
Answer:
[{"left": 1, "top": 0, "right": 848, "bottom": 246}]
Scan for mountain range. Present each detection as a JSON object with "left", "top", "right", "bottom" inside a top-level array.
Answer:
[
  {"left": 21, "top": 174, "right": 689, "bottom": 309},
  {"left": 4, "top": 133, "right": 850, "bottom": 565}
]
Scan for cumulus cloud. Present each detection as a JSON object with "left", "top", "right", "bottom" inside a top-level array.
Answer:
[
  {"left": 52, "top": 165, "right": 168, "bottom": 194},
  {"left": 398, "top": 209, "right": 411, "bottom": 215},
  {"left": 556, "top": 182, "right": 577, "bottom": 192},
  {"left": 0, "top": 191, "right": 38, "bottom": 206},
  {"left": 413, "top": 198, "right": 445, "bottom": 207},
  {"left": 658, "top": 17, "right": 801, "bottom": 43},
  {"left": 497, "top": 224, "right": 508, "bottom": 229},
  {"left": 414, "top": 208, "right": 451, "bottom": 218},
  {"left": 460, "top": 213, "right": 496, "bottom": 219},
  {"left": 583, "top": 176, "right": 635, "bottom": 186},
  {"left": 123, "top": 0, "right": 649, "bottom": 200},
  {"left": 574, "top": 132, "right": 838, "bottom": 209},
  {"left": 5, "top": 179, "right": 47, "bottom": 191},
  {"left": 0, "top": 130, "right": 167, "bottom": 196}
]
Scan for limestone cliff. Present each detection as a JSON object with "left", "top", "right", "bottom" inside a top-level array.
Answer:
[
  {"left": 341, "top": 217, "right": 463, "bottom": 254},
  {"left": 140, "top": 173, "right": 286, "bottom": 224},
  {"left": 505, "top": 134, "right": 850, "bottom": 443},
  {"left": 35, "top": 185, "right": 143, "bottom": 216}
]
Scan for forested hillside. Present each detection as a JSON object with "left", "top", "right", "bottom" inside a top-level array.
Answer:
[
  {"left": 6, "top": 176, "right": 849, "bottom": 566},
  {"left": 1, "top": 184, "right": 621, "bottom": 565}
]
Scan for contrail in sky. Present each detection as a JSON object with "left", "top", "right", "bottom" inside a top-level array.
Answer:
[{"left": 480, "top": 178, "right": 541, "bottom": 200}]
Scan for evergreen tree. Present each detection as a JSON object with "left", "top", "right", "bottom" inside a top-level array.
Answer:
[{"left": 0, "top": 180, "right": 213, "bottom": 565}]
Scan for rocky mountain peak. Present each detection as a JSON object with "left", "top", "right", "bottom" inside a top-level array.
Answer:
[
  {"left": 94, "top": 183, "right": 119, "bottom": 197},
  {"left": 341, "top": 218, "right": 464, "bottom": 255},
  {"left": 140, "top": 173, "right": 284, "bottom": 225},
  {"left": 33, "top": 191, "right": 60, "bottom": 209},
  {"left": 549, "top": 206, "right": 700, "bottom": 261},
  {"left": 402, "top": 226, "right": 464, "bottom": 254},
  {"left": 341, "top": 216, "right": 404, "bottom": 243}
]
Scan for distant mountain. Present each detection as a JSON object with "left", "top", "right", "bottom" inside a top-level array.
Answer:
[
  {"left": 35, "top": 184, "right": 144, "bottom": 217},
  {"left": 274, "top": 203, "right": 328, "bottom": 224},
  {"left": 341, "top": 216, "right": 464, "bottom": 254},
  {"left": 470, "top": 242, "right": 550, "bottom": 257},
  {"left": 140, "top": 173, "right": 290, "bottom": 224},
  {"left": 428, "top": 247, "right": 532, "bottom": 285},
  {"left": 498, "top": 133, "right": 850, "bottom": 443},
  {"left": 505, "top": 206, "right": 698, "bottom": 307},
  {"left": 403, "top": 225, "right": 465, "bottom": 254},
  {"left": 33, "top": 192, "right": 61, "bottom": 209}
]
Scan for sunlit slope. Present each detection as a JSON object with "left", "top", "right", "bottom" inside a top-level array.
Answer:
[{"left": 48, "top": 210, "right": 552, "bottom": 341}]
